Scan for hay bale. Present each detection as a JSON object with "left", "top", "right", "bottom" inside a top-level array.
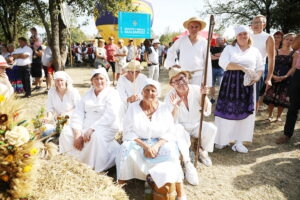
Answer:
[{"left": 31, "top": 155, "right": 128, "bottom": 200}]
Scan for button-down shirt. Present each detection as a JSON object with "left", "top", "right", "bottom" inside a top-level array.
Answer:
[{"left": 12, "top": 45, "right": 33, "bottom": 66}]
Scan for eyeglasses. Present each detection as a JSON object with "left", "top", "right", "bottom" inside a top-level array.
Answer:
[
  {"left": 171, "top": 75, "right": 187, "bottom": 84},
  {"left": 251, "top": 21, "right": 263, "bottom": 25}
]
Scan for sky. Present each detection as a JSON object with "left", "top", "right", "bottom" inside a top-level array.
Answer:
[{"left": 79, "top": 0, "right": 236, "bottom": 39}]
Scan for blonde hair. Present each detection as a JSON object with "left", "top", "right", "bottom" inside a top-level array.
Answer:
[
  {"left": 231, "top": 37, "right": 253, "bottom": 46},
  {"left": 283, "top": 33, "right": 296, "bottom": 39}
]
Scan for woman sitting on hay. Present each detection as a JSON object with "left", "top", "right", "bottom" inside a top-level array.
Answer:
[
  {"left": 59, "top": 68, "right": 121, "bottom": 172},
  {"left": 116, "top": 79, "right": 187, "bottom": 200},
  {"left": 42, "top": 71, "right": 81, "bottom": 136}
]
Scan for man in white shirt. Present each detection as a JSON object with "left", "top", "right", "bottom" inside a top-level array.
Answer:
[
  {"left": 115, "top": 39, "right": 128, "bottom": 80},
  {"left": 126, "top": 39, "right": 137, "bottom": 62},
  {"left": 145, "top": 39, "right": 160, "bottom": 81},
  {"left": 12, "top": 37, "right": 33, "bottom": 97},
  {"left": 164, "top": 17, "right": 212, "bottom": 87},
  {"left": 251, "top": 15, "right": 275, "bottom": 111}
]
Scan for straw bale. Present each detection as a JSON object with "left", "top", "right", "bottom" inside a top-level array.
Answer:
[{"left": 31, "top": 154, "right": 128, "bottom": 200}]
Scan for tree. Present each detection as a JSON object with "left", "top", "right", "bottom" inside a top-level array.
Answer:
[
  {"left": 201, "top": 0, "right": 300, "bottom": 33},
  {"left": 32, "top": 0, "right": 134, "bottom": 70},
  {"left": 0, "top": 0, "right": 41, "bottom": 43}
]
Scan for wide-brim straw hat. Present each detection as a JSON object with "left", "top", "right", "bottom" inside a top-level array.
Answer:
[
  {"left": 168, "top": 67, "right": 191, "bottom": 83},
  {"left": 125, "top": 60, "right": 144, "bottom": 71},
  {"left": 183, "top": 17, "right": 206, "bottom": 30}
]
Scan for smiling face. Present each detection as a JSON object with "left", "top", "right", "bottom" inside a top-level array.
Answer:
[
  {"left": 127, "top": 70, "right": 140, "bottom": 81},
  {"left": 237, "top": 32, "right": 250, "bottom": 46},
  {"left": 142, "top": 85, "right": 158, "bottom": 102},
  {"left": 91, "top": 73, "right": 107, "bottom": 91},
  {"left": 54, "top": 78, "right": 67, "bottom": 90},
  {"left": 170, "top": 72, "right": 189, "bottom": 93},
  {"left": 187, "top": 21, "right": 202, "bottom": 35}
]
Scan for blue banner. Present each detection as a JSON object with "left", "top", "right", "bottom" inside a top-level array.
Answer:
[{"left": 118, "top": 12, "right": 151, "bottom": 39}]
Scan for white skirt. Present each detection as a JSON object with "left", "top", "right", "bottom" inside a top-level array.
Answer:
[
  {"left": 116, "top": 140, "right": 183, "bottom": 188},
  {"left": 59, "top": 125, "right": 120, "bottom": 172}
]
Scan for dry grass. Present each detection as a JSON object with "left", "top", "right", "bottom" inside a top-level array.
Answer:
[{"left": 18, "top": 66, "right": 300, "bottom": 200}]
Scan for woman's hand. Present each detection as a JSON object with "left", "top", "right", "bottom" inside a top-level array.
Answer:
[
  {"left": 73, "top": 135, "right": 84, "bottom": 151},
  {"left": 170, "top": 93, "right": 183, "bottom": 107},
  {"left": 274, "top": 75, "right": 287, "bottom": 82},
  {"left": 201, "top": 86, "right": 210, "bottom": 95},
  {"left": 149, "top": 143, "right": 160, "bottom": 157},
  {"left": 143, "top": 146, "right": 155, "bottom": 158},
  {"left": 127, "top": 95, "right": 140, "bottom": 103},
  {"left": 83, "top": 128, "right": 94, "bottom": 143}
]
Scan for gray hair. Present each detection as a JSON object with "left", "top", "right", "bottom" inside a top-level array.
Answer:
[{"left": 253, "top": 15, "right": 266, "bottom": 24}]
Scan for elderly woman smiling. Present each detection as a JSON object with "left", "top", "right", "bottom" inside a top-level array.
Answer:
[
  {"left": 42, "top": 71, "right": 81, "bottom": 136},
  {"left": 59, "top": 68, "right": 121, "bottom": 172},
  {"left": 116, "top": 79, "right": 187, "bottom": 200}
]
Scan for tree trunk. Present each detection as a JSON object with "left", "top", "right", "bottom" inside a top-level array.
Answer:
[
  {"left": 49, "top": 0, "right": 63, "bottom": 71},
  {"left": 59, "top": 13, "right": 68, "bottom": 70}
]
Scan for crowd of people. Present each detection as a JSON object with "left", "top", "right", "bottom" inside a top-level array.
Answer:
[{"left": 0, "top": 14, "right": 299, "bottom": 200}]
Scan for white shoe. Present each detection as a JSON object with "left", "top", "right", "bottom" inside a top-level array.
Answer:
[
  {"left": 215, "top": 144, "right": 227, "bottom": 149},
  {"left": 199, "top": 151, "right": 212, "bottom": 167},
  {"left": 184, "top": 162, "right": 199, "bottom": 186},
  {"left": 176, "top": 196, "right": 187, "bottom": 200},
  {"left": 232, "top": 143, "right": 248, "bottom": 153}
]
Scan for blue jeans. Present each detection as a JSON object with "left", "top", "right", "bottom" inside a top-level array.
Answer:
[{"left": 212, "top": 67, "right": 224, "bottom": 86}]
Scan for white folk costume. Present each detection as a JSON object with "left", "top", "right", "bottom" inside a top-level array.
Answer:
[
  {"left": 59, "top": 69, "right": 121, "bottom": 172},
  {"left": 215, "top": 41, "right": 263, "bottom": 147},
  {"left": 116, "top": 101, "right": 183, "bottom": 188},
  {"left": 164, "top": 35, "right": 212, "bottom": 86},
  {"left": 165, "top": 84, "right": 217, "bottom": 162},
  {"left": 116, "top": 46, "right": 128, "bottom": 73},
  {"left": 0, "top": 55, "right": 13, "bottom": 97}
]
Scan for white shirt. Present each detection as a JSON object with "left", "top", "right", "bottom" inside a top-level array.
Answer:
[
  {"left": 219, "top": 44, "right": 264, "bottom": 71},
  {"left": 148, "top": 46, "right": 159, "bottom": 64},
  {"left": 46, "top": 87, "right": 81, "bottom": 117},
  {"left": 13, "top": 45, "right": 33, "bottom": 66},
  {"left": 116, "top": 46, "right": 128, "bottom": 65},
  {"left": 95, "top": 47, "right": 106, "bottom": 62},
  {"left": 164, "top": 35, "right": 212, "bottom": 72},
  {"left": 126, "top": 45, "right": 137, "bottom": 61},
  {"left": 164, "top": 84, "right": 211, "bottom": 131},
  {"left": 251, "top": 31, "right": 270, "bottom": 65},
  {"left": 123, "top": 101, "right": 174, "bottom": 141},
  {"left": 70, "top": 87, "right": 121, "bottom": 131},
  {"left": 42, "top": 46, "right": 52, "bottom": 66},
  {"left": 117, "top": 73, "right": 148, "bottom": 104}
]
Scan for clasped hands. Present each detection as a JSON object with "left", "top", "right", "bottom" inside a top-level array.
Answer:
[
  {"left": 143, "top": 143, "right": 160, "bottom": 158},
  {"left": 73, "top": 128, "right": 94, "bottom": 151}
]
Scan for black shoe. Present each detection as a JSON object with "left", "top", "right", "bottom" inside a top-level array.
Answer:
[
  {"left": 35, "top": 86, "right": 42, "bottom": 92},
  {"left": 22, "top": 94, "right": 31, "bottom": 98},
  {"left": 210, "top": 98, "right": 216, "bottom": 104}
]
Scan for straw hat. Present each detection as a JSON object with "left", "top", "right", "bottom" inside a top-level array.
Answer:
[
  {"left": 183, "top": 17, "right": 206, "bottom": 30},
  {"left": 168, "top": 67, "right": 190, "bottom": 83},
  {"left": 125, "top": 60, "right": 144, "bottom": 71}
]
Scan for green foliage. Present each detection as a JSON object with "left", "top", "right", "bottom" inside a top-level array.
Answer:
[
  {"left": 70, "top": 27, "right": 88, "bottom": 43},
  {"left": 159, "top": 31, "right": 181, "bottom": 45},
  {"left": 201, "top": 0, "right": 300, "bottom": 33}
]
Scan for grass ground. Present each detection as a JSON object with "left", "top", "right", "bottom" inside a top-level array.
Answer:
[{"left": 18, "top": 66, "right": 300, "bottom": 200}]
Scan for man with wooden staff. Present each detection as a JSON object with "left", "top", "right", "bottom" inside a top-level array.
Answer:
[{"left": 164, "top": 17, "right": 213, "bottom": 87}]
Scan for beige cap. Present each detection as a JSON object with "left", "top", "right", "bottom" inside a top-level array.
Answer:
[
  {"left": 183, "top": 17, "right": 206, "bottom": 30},
  {"left": 125, "top": 60, "right": 144, "bottom": 71},
  {"left": 168, "top": 67, "right": 190, "bottom": 83}
]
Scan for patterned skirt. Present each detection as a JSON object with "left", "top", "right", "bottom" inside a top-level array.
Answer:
[{"left": 215, "top": 70, "right": 254, "bottom": 120}]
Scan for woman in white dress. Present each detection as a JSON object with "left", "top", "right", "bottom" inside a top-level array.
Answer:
[
  {"left": 43, "top": 71, "right": 81, "bottom": 136},
  {"left": 0, "top": 55, "right": 13, "bottom": 97},
  {"left": 214, "top": 25, "right": 264, "bottom": 153},
  {"left": 116, "top": 79, "right": 187, "bottom": 200},
  {"left": 59, "top": 68, "right": 121, "bottom": 172}
]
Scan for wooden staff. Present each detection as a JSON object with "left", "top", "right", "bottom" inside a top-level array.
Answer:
[{"left": 194, "top": 15, "right": 215, "bottom": 168}]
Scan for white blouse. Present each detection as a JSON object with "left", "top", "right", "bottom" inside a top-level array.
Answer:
[
  {"left": 70, "top": 87, "right": 121, "bottom": 131},
  {"left": 46, "top": 87, "right": 81, "bottom": 117},
  {"left": 218, "top": 44, "right": 264, "bottom": 71},
  {"left": 117, "top": 73, "right": 148, "bottom": 104},
  {"left": 123, "top": 101, "right": 174, "bottom": 142}
]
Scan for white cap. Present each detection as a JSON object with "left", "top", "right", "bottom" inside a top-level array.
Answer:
[
  {"left": 141, "top": 78, "right": 161, "bottom": 97},
  {"left": 91, "top": 68, "right": 110, "bottom": 84},
  {"left": 53, "top": 71, "right": 73, "bottom": 87},
  {"left": 234, "top": 25, "right": 250, "bottom": 37},
  {"left": 152, "top": 39, "right": 160, "bottom": 44}
]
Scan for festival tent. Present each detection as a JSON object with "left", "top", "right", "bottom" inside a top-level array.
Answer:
[{"left": 172, "top": 30, "right": 220, "bottom": 46}]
